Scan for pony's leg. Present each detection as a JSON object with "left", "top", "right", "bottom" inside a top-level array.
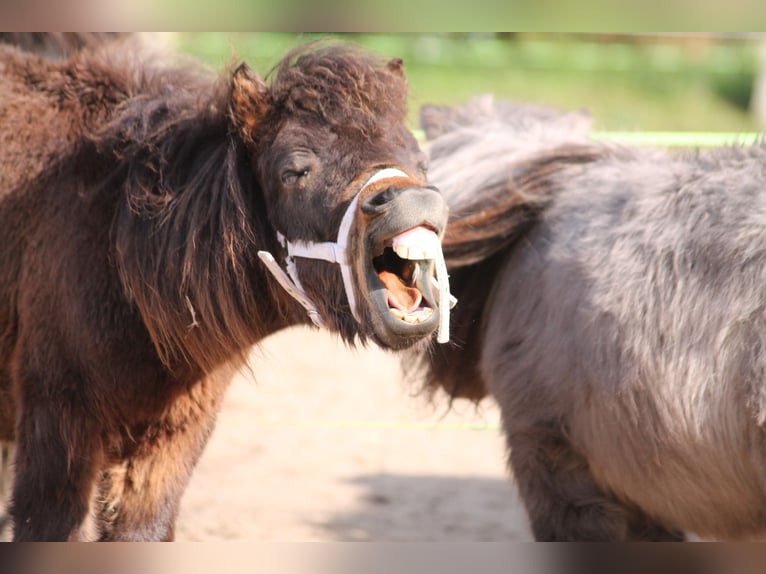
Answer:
[
  {"left": 0, "top": 371, "right": 15, "bottom": 540},
  {"left": 97, "top": 377, "right": 228, "bottom": 541},
  {"left": 626, "top": 513, "right": 686, "bottom": 541},
  {"left": 507, "top": 424, "right": 683, "bottom": 541},
  {"left": 97, "top": 412, "right": 217, "bottom": 541},
  {"left": 11, "top": 370, "right": 104, "bottom": 541},
  {"left": 0, "top": 443, "right": 14, "bottom": 540}
]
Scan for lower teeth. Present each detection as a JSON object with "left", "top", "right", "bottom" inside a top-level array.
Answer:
[{"left": 389, "top": 307, "right": 434, "bottom": 324}]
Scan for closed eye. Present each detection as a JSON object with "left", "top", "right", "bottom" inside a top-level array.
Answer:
[{"left": 281, "top": 168, "right": 311, "bottom": 185}]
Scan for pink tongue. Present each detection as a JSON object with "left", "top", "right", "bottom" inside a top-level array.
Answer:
[{"left": 379, "top": 270, "right": 422, "bottom": 313}]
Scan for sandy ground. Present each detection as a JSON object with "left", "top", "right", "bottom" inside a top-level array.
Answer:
[
  {"left": 0, "top": 326, "right": 531, "bottom": 542},
  {"left": 175, "top": 326, "right": 531, "bottom": 541}
]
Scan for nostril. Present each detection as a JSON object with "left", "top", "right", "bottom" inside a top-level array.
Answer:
[{"left": 361, "top": 186, "right": 399, "bottom": 215}]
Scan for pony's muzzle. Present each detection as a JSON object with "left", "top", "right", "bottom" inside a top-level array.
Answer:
[
  {"left": 360, "top": 183, "right": 453, "bottom": 344},
  {"left": 361, "top": 185, "right": 447, "bottom": 231},
  {"left": 258, "top": 169, "right": 454, "bottom": 345}
]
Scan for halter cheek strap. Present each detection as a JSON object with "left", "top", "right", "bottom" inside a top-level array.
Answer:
[{"left": 257, "top": 167, "right": 453, "bottom": 343}]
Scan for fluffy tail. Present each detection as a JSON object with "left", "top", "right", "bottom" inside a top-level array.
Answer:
[
  {"left": 415, "top": 95, "right": 599, "bottom": 400},
  {"left": 423, "top": 94, "right": 597, "bottom": 267}
]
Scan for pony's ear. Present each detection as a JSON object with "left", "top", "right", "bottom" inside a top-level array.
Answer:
[
  {"left": 386, "top": 57, "right": 405, "bottom": 78},
  {"left": 229, "top": 63, "right": 271, "bottom": 144}
]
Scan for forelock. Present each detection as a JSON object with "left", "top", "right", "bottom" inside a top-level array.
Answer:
[{"left": 268, "top": 42, "right": 409, "bottom": 137}]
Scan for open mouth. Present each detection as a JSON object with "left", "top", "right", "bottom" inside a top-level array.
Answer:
[
  {"left": 372, "top": 226, "right": 441, "bottom": 326},
  {"left": 256, "top": 175, "right": 452, "bottom": 347}
]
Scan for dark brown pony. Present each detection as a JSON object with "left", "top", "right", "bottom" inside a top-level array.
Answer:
[
  {"left": 0, "top": 37, "right": 448, "bottom": 541},
  {"left": 420, "top": 94, "right": 766, "bottom": 540}
]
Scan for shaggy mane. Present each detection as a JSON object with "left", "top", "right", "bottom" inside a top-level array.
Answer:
[{"left": 29, "top": 45, "right": 275, "bottom": 374}]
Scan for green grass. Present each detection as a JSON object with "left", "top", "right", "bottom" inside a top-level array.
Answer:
[{"left": 175, "top": 33, "right": 761, "bottom": 133}]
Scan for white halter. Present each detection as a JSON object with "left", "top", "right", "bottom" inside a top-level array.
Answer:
[{"left": 257, "top": 168, "right": 452, "bottom": 343}]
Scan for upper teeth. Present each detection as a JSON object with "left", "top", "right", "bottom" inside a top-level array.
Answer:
[
  {"left": 391, "top": 227, "right": 442, "bottom": 261},
  {"left": 393, "top": 244, "right": 434, "bottom": 260}
]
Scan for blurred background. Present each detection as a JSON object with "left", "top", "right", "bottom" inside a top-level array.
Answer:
[{"left": 174, "top": 32, "right": 766, "bottom": 133}]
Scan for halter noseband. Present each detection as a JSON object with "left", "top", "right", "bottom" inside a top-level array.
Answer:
[{"left": 257, "top": 167, "right": 453, "bottom": 343}]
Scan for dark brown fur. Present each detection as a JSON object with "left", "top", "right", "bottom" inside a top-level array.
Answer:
[
  {"left": 420, "top": 96, "right": 766, "bottom": 540},
  {"left": 0, "top": 37, "right": 444, "bottom": 541},
  {"left": 0, "top": 33, "right": 125, "bottom": 59}
]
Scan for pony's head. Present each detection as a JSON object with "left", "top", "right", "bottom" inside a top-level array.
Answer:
[{"left": 230, "top": 43, "right": 452, "bottom": 349}]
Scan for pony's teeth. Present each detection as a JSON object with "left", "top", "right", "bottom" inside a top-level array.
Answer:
[
  {"left": 389, "top": 307, "right": 434, "bottom": 323},
  {"left": 394, "top": 244, "right": 434, "bottom": 260},
  {"left": 392, "top": 227, "right": 441, "bottom": 261},
  {"left": 390, "top": 308, "right": 406, "bottom": 320}
]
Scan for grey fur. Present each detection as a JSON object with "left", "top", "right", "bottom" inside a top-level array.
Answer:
[{"left": 422, "top": 95, "right": 766, "bottom": 540}]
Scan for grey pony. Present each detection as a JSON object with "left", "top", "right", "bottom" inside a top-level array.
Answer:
[{"left": 420, "top": 94, "right": 766, "bottom": 541}]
